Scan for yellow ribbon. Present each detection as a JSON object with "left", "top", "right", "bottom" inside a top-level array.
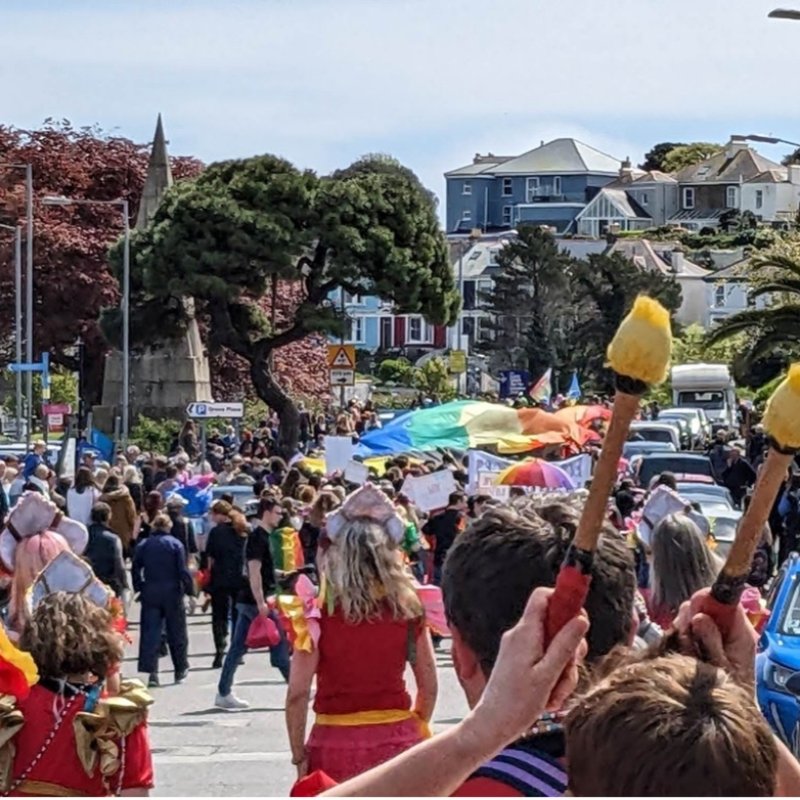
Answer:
[{"left": 315, "top": 709, "right": 431, "bottom": 739}]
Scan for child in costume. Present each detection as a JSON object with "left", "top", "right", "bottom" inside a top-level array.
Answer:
[
  {"left": 283, "top": 484, "right": 438, "bottom": 784},
  {"left": 0, "top": 551, "right": 154, "bottom": 796}
]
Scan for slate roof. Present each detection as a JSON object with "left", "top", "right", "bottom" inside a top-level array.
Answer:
[
  {"left": 745, "top": 168, "right": 788, "bottom": 184},
  {"left": 609, "top": 239, "right": 710, "bottom": 277},
  {"left": 674, "top": 146, "right": 782, "bottom": 184}
]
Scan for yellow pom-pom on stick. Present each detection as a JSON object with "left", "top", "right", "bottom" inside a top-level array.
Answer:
[
  {"left": 702, "top": 364, "right": 800, "bottom": 636},
  {"left": 546, "top": 295, "right": 672, "bottom": 642}
]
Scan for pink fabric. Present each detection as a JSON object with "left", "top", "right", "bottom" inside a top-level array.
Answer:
[
  {"left": 416, "top": 584, "right": 450, "bottom": 637},
  {"left": 306, "top": 719, "right": 423, "bottom": 783}
]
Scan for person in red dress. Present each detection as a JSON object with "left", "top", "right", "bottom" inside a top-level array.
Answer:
[
  {"left": 0, "top": 560, "right": 154, "bottom": 796},
  {"left": 284, "top": 484, "right": 438, "bottom": 784}
]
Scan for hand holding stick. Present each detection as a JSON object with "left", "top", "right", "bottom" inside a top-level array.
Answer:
[{"left": 545, "top": 296, "right": 673, "bottom": 642}]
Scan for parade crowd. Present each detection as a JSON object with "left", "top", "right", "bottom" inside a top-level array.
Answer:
[{"left": 0, "top": 394, "right": 798, "bottom": 796}]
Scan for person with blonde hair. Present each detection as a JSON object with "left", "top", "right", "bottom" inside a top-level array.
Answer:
[{"left": 285, "top": 484, "right": 438, "bottom": 783}]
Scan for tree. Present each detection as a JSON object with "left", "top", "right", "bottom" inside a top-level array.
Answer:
[
  {"left": 640, "top": 142, "right": 686, "bottom": 172},
  {"left": 782, "top": 147, "right": 800, "bottom": 166},
  {"left": 0, "top": 120, "right": 202, "bottom": 404},
  {"left": 661, "top": 142, "right": 722, "bottom": 173},
  {"left": 412, "top": 358, "right": 455, "bottom": 401},
  {"left": 706, "top": 237, "right": 800, "bottom": 376},
  {"left": 115, "top": 153, "right": 458, "bottom": 456},
  {"left": 476, "top": 225, "right": 573, "bottom": 380},
  {"left": 569, "top": 252, "right": 683, "bottom": 391}
]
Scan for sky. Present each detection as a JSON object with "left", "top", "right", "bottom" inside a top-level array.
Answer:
[{"left": 3, "top": 0, "right": 800, "bottom": 215}]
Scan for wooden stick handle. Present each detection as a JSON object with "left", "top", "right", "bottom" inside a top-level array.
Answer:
[{"left": 573, "top": 391, "right": 640, "bottom": 552}]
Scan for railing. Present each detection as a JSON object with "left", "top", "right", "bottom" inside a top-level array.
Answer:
[{"left": 524, "top": 189, "right": 584, "bottom": 203}]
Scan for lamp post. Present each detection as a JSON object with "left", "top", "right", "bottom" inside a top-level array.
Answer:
[
  {"left": 739, "top": 133, "right": 800, "bottom": 149},
  {"left": 769, "top": 8, "right": 800, "bottom": 19},
  {"left": 0, "top": 163, "right": 33, "bottom": 447},
  {"left": 42, "top": 195, "right": 131, "bottom": 446},
  {"left": 0, "top": 223, "right": 22, "bottom": 437}
]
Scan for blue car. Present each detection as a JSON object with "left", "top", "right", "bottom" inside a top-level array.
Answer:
[{"left": 757, "top": 553, "right": 800, "bottom": 751}]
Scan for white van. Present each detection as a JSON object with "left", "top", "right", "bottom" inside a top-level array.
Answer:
[{"left": 670, "top": 364, "right": 737, "bottom": 433}]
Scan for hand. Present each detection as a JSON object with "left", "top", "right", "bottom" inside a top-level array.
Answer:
[
  {"left": 673, "top": 587, "right": 757, "bottom": 688},
  {"left": 257, "top": 602, "right": 270, "bottom": 618},
  {"left": 294, "top": 756, "right": 309, "bottom": 780},
  {"left": 470, "top": 587, "right": 589, "bottom": 747}
]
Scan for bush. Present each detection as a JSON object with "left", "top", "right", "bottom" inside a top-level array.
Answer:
[
  {"left": 377, "top": 357, "right": 414, "bottom": 385},
  {"left": 129, "top": 415, "right": 178, "bottom": 454}
]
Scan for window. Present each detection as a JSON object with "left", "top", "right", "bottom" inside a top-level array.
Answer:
[
  {"left": 714, "top": 284, "right": 726, "bottom": 308},
  {"left": 462, "top": 181, "right": 472, "bottom": 196},
  {"left": 552, "top": 176, "right": 562, "bottom": 195},
  {"left": 463, "top": 280, "right": 476, "bottom": 311},
  {"left": 343, "top": 291, "right": 363, "bottom": 305},
  {"left": 462, "top": 209, "right": 472, "bottom": 222},
  {"left": 502, "top": 177, "right": 513, "bottom": 197},
  {"left": 502, "top": 205, "right": 512, "bottom": 225},
  {"left": 345, "top": 317, "right": 365, "bottom": 343},
  {"left": 726, "top": 186, "right": 738, "bottom": 208},
  {"left": 477, "top": 279, "right": 493, "bottom": 307},
  {"left": 640, "top": 192, "right": 649, "bottom": 206},
  {"left": 755, "top": 189, "right": 764, "bottom": 210},
  {"left": 683, "top": 187, "right": 695, "bottom": 210},
  {"left": 526, "top": 177, "right": 540, "bottom": 202},
  {"left": 407, "top": 316, "right": 432, "bottom": 344}
]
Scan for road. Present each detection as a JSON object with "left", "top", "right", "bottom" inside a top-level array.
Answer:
[{"left": 125, "top": 607, "right": 467, "bottom": 796}]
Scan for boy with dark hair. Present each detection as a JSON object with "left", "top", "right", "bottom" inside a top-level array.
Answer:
[
  {"left": 442, "top": 502, "right": 636, "bottom": 796},
  {"left": 422, "top": 492, "right": 467, "bottom": 586}
]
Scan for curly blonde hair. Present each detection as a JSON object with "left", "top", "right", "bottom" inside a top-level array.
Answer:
[
  {"left": 318, "top": 519, "right": 422, "bottom": 624},
  {"left": 20, "top": 592, "right": 124, "bottom": 680}
]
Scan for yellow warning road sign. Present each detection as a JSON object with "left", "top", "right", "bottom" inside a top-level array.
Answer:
[{"left": 327, "top": 345, "right": 356, "bottom": 369}]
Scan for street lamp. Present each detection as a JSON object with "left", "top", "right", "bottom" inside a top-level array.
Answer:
[
  {"left": 769, "top": 8, "right": 800, "bottom": 19},
  {"left": 739, "top": 133, "right": 800, "bottom": 149},
  {"left": 0, "top": 223, "right": 22, "bottom": 437},
  {"left": 0, "top": 163, "right": 33, "bottom": 447},
  {"left": 42, "top": 195, "right": 131, "bottom": 446}
]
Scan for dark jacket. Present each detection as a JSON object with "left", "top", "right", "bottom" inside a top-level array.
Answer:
[
  {"left": 132, "top": 532, "right": 194, "bottom": 603},
  {"left": 84, "top": 523, "right": 128, "bottom": 596},
  {"left": 205, "top": 522, "right": 247, "bottom": 593},
  {"left": 168, "top": 511, "right": 198, "bottom": 556}
]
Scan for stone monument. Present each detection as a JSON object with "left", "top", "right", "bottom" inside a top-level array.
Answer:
[{"left": 95, "top": 115, "right": 212, "bottom": 431}]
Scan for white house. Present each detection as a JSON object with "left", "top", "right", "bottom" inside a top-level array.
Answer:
[
  {"left": 704, "top": 257, "right": 769, "bottom": 324},
  {"left": 741, "top": 165, "right": 800, "bottom": 223}
]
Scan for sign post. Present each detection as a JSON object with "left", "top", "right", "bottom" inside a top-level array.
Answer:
[
  {"left": 327, "top": 345, "right": 356, "bottom": 407},
  {"left": 186, "top": 401, "right": 245, "bottom": 420},
  {"left": 9, "top": 353, "right": 50, "bottom": 449}
]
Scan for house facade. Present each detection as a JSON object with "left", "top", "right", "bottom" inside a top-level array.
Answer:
[
  {"left": 329, "top": 289, "right": 447, "bottom": 355},
  {"left": 444, "top": 138, "right": 624, "bottom": 235}
]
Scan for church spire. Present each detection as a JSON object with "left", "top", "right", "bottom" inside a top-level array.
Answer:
[{"left": 135, "top": 113, "right": 173, "bottom": 230}]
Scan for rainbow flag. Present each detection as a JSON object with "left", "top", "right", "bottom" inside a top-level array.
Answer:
[{"left": 529, "top": 369, "right": 553, "bottom": 404}]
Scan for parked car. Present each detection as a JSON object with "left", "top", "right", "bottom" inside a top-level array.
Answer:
[
  {"left": 187, "top": 484, "right": 258, "bottom": 550},
  {"left": 659, "top": 407, "right": 712, "bottom": 449},
  {"left": 757, "top": 555, "right": 800, "bottom": 754},
  {"left": 635, "top": 453, "right": 715, "bottom": 489},
  {"left": 623, "top": 441, "right": 677, "bottom": 460},
  {"left": 628, "top": 422, "right": 682, "bottom": 450}
]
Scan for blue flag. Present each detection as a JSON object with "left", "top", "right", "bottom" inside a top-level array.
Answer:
[{"left": 567, "top": 371, "right": 581, "bottom": 400}]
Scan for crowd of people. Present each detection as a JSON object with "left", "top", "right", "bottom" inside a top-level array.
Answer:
[{"left": 0, "top": 394, "right": 797, "bottom": 796}]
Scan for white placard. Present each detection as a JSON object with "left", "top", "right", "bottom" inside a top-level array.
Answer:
[
  {"left": 325, "top": 436, "right": 354, "bottom": 475},
  {"left": 638, "top": 485, "right": 689, "bottom": 545},
  {"left": 477, "top": 472, "right": 511, "bottom": 501},
  {"left": 555, "top": 453, "right": 592, "bottom": 488},
  {"left": 401, "top": 471, "right": 458, "bottom": 513},
  {"left": 467, "top": 450, "right": 514, "bottom": 493},
  {"left": 345, "top": 460, "right": 369, "bottom": 486}
]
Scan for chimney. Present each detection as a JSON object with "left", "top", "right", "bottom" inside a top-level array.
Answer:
[
  {"left": 726, "top": 135, "right": 749, "bottom": 159},
  {"left": 671, "top": 247, "right": 685, "bottom": 273},
  {"left": 619, "top": 156, "right": 633, "bottom": 182},
  {"left": 789, "top": 165, "right": 800, "bottom": 184}
]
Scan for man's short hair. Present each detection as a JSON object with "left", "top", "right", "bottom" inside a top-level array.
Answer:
[
  {"left": 442, "top": 503, "right": 635, "bottom": 675},
  {"left": 257, "top": 497, "right": 280, "bottom": 517},
  {"left": 448, "top": 491, "right": 465, "bottom": 507},
  {"left": 565, "top": 654, "right": 777, "bottom": 796},
  {"left": 91, "top": 502, "right": 111, "bottom": 525}
]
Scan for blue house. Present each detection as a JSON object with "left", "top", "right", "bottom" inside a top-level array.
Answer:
[{"left": 444, "top": 138, "right": 624, "bottom": 235}]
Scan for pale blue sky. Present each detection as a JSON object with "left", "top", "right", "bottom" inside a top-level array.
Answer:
[{"left": 3, "top": 0, "right": 800, "bottom": 211}]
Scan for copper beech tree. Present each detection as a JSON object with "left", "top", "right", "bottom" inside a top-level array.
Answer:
[
  {"left": 0, "top": 120, "right": 202, "bottom": 403},
  {"left": 111, "top": 153, "right": 459, "bottom": 456}
]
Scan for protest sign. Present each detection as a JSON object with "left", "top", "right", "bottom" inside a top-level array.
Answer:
[
  {"left": 402, "top": 470, "right": 458, "bottom": 513},
  {"left": 467, "top": 450, "right": 514, "bottom": 493},
  {"left": 555, "top": 453, "right": 592, "bottom": 488},
  {"left": 478, "top": 472, "right": 511, "bottom": 501},
  {"left": 344, "top": 460, "right": 370, "bottom": 486},
  {"left": 325, "top": 436, "right": 354, "bottom": 475}
]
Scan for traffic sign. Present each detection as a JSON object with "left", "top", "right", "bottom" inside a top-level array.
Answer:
[
  {"left": 329, "top": 369, "right": 355, "bottom": 386},
  {"left": 327, "top": 345, "right": 355, "bottom": 369},
  {"left": 186, "top": 401, "right": 244, "bottom": 419},
  {"left": 449, "top": 350, "right": 467, "bottom": 374}
]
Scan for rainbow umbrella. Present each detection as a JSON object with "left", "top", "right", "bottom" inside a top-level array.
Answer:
[{"left": 496, "top": 458, "right": 577, "bottom": 489}]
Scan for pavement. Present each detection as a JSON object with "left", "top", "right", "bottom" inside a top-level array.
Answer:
[{"left": 125, "top": 606, "right": 468, "bottom": 796}]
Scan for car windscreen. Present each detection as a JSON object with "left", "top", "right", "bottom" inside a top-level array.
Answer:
[
  {"left": 677, "top": 391, "right": 724, "bottom": 410},
  {"left": 780, "top": 581, "right": 800, "bottom": 636},
  {"left": 638, "top": 456, "right": 714, "bottom": 486},
  {"left": 630, "top": 428, "right": 674, "bottom": 444}
]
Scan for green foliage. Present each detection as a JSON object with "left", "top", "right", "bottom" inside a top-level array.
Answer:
[
  {"left": 782, "top": 147, "right": 800, "bottom": 167},
  {"left": 661, "top": 142, "right": 723, "bottom": 173},
  {"left": 376, "top": 358, "right": 414, "bottom": 385},
  {"left": 412, "top": 358, "right": 456, "bottom": 400},
  {"left": 129, "top": 415, "right": 178, "bottom": 454},
  {"left": 640, "top": 142, "right": 686, "bottom": 172},
  {"left": 3, "top": 368, "right": 78, "bottom": 416},
  {"left": 753, "top": 373, "right": 785, "bottom": 407},
  {"left": 114, "top": 152, "right": 456, "bottom": 456}
]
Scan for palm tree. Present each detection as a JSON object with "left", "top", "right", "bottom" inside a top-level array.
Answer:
[{"left": 706, "top": 252, "right": 800, "bottom": 365}]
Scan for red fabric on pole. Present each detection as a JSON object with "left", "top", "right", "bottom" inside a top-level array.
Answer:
[{"left": 544, "top": 565, "right": 591, "bottom": 644}]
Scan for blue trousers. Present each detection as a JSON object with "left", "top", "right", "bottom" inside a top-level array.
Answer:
[
  {"left": 217, "top": 603, "right": 290, "bottom": 696},
  {"left": 138, "top": 595, "right": 189, "bottom": 674}
]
